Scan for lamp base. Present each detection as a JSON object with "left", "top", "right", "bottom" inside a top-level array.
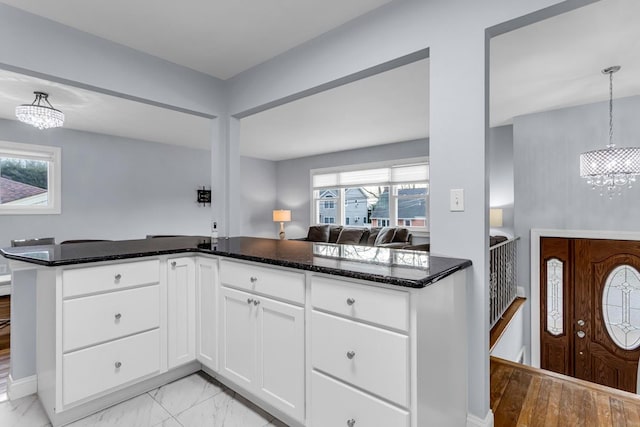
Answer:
[{"left": 279, "top": 222, "right": 286, "bottom": 240}]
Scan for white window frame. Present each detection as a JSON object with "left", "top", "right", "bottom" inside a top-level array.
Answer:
[
  {"left": 310, "top": 157, "right": 429, "bottom": 234},
  {"left": 0, "top": 141, "right": 61, "bottom": 215}
]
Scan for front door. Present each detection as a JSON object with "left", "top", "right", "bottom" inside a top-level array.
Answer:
[{"left": 541, "top": 237, "right": 640, "bottom": 393}]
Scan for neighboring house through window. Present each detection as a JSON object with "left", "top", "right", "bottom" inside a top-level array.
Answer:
[
  {"left": 0, "top": 141, "right": 61, "bottom": 214},
  {"left": 311, "top": 159, "right": 429, "bottom": 232}
]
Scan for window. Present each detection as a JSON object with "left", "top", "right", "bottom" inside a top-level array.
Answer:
[
  {"left": 323, "top": 217, "right": 335, "bottom": 224},
  {"left": 311, "top": 160, "right": 428, "bottom": 231},
  {"left": 0, "top": 141, "right": 61, "bottom": 214}
]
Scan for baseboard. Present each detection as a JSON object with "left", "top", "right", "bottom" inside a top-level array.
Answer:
[
  {"left": 7, "top": 373, "right": 37, "bottom": 400},
  {"left": 467, "top": 410, "right": 494, "bottom": 427}
]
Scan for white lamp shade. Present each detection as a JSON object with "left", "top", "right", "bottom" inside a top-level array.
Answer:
[
  {"left": 489, "top": 208, "right": 503, "bottom": 228},
  {"left": 273, "top": 210, "right": 291, "bottom": 222}
]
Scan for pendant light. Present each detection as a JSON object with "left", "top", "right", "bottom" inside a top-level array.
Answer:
[
  {"left": 579, "top": 66, "right": 640, "bottom": 197},
  {"left": 15, "top": 91, "right": 65, "bottom": 130}
]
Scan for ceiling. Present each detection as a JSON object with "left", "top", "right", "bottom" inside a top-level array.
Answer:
[
  {"left": 0, "top": 0, "right": 394, "bottom": 80},
  {"left": 0, "top": 69, "right": 212, "bottom": 149},
  {"left": 1, "top": 0, "right": 639, "bottom": 160}
]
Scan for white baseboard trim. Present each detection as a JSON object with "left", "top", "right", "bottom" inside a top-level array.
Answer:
[
  {"left": 7, "top": 374, "right": 37, "bottom": 400},
  {"left": 467, "top": 410, "right": 494, "bottom": 427}
]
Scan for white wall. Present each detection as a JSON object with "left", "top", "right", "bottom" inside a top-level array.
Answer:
[
  {"left": 240, "top": 156, "right": 278, "bottom": 238},
  {"left": 514, "top": 95, "right": 640, "bottom": 364},
  {"left": 489, "top": 125, "right": 515, "bottom": 234},
  {"left": 275, "top": 139, "right": 428, "bottom": 239}
]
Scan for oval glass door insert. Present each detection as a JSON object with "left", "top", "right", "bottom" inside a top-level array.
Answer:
[{"left": 602, "top": 265, "right": 640, "bottom": 350}]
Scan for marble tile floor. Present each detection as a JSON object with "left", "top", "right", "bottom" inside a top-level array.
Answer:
[{"left": 0, "top": 371, "right": 289, "bottom": 427}]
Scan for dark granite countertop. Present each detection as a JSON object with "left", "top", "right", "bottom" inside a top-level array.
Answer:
[{"left": 0, "top": 236, "right": 471, "bottom": 288}]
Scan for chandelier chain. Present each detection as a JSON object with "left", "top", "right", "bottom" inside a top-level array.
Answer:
[{"left": 608, "top": 70, "right": 614, "bottom": 148}]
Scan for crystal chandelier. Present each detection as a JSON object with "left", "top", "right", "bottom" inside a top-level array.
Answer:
[
  {"left": 579, "top": 66, "right": 640, "bottom": 197},
  {"left": 15, "top": 91, "right": 65, "bottom": 130}
]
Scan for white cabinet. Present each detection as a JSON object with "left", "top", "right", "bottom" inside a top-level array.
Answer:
[
  {"left": 220, "top": 260, "right": 305, "bottom": 423},
  {"left": 167, "top": 257, "right": 196, "bottom": 369},
  {"left": 196, "top": 257, "right": 218, "bottom": 371},
  {"left": 36, "top": 259, "right": 164, "bottom": 419}
]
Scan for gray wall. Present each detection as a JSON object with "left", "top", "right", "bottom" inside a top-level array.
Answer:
[
  {"left": 514, "top": 95, "right": 640, "bottom": 361},
  {"left": 1, "top": 119, "right": 211, "bottom": 380},
  {"left": 275, "top": 139, "right": 428, "bottom": 240},
  {"left": 489, "top": 125, "right": 515, "bottom": 234},
  {"left": 240, "top": 156, "right": 278, "bottom": 238}
]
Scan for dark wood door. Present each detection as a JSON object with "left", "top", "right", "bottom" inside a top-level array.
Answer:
[{"left": 541, "top": 237, "right": 640, "bottom": 393}]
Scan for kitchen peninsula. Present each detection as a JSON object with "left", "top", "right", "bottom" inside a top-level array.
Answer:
[{"left": 2, "top": 236, "right": 471, "bottom": 427}]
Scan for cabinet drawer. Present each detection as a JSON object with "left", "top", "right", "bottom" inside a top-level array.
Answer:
[
  {"left": 62, "top": 329, "right": 160, "bottom": 406},
  {"left": 311, "top": 311, "right": 409, "bottom": 407},
  {"left": 63, "top": 259, "right": 160, "bottom": 298},
  {"left": 311, "top": 276, "right": 409, "bottom": 331},
  {"left": 220, "top": 259, "right": 304, "bottom": 304},
  {"left": 63, "top": 285, "right": 160, "bottom": 352},
  {"left": 311, "top": 371, "right": 409, "bottom": 427}
]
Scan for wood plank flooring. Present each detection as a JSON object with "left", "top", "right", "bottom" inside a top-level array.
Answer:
[{"left": 492, "top": 357, "right": 640, "bottom": 426}]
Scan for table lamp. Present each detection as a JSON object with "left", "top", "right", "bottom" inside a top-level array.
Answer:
[{"left": 273, "top": 210, "right": 291, "bottom": 240}]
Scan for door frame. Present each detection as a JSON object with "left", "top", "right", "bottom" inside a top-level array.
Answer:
[{"left": 530, "top": 229, "right": 640, "bottom": 368}]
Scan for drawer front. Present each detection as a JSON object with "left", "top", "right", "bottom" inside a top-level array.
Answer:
[
  {"left": 63, "top": 285, "right": 160, "bottom": 352},
  {"left": 63, "top": 259, "right": 160, "bottom": 298},
  {"left": 311, "top": 311, "right": 409, "bottom": 407},
  {"left": 220, "top": 259, "right": 304, "bottom": 304},
  {"left": 62, "top": 329, "right": 160, "bottom": 406},
  {"left": 311, "top": 371, "right": 409, "bottom": 427},
  {"left": 311, "top": 276, "right": 409, "bottom": 331}
]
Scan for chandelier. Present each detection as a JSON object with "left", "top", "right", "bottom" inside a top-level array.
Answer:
[
  {"left": 15, "top": 91, "right": 65, "bottom": 130},
  {"left": 579, "top": 66, "right": 640, "bottom": 197}
]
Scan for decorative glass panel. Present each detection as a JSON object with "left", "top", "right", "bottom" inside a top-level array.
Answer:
[
  {"left": 602, "top": 265, "right": 640, "bottom": 350},
  {"left": 546, "top": 258, "right": 564, "bottom": 336}
]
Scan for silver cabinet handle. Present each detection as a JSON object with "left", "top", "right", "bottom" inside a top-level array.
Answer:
[
  {"left": 577, "top": 331, "right": 586, "bottom": 339},
  {"left": 115, "top": 313, "right": 122, "bottom": 320},
  {"left": 247, "top": 298, "right": 254, "bottom": 304},
  {"left": 171, "top": 261, "right": 177, "bottom": 268},
  {"left": 346, "top": 350, "right": 356, "bottom": 359},
  {"left": 347, "top": 419, "right": 356, "bottom": 427},
  {"left": 114, "top": 273, "right": 122, "bottom": 281},
  {"left": 346, "top": 298, "right": 356, "bottom": 306},
  {"left": 115, "top": 361, "right": 122, "bottom": 369},
  {"left": 253, "top": 299, "right": 260, "bottom": 306},
  {"left": 250, "top": 276, "right": 258, "bottom": 283}
]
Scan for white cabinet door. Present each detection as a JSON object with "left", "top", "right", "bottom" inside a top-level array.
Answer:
[
  {"left": 220, "top": 286, "right": 256, "bottom": 388},
  {"left": 167, "top": 257, "right": 196, "bottom": 369},
  {"left": 256, "top": 295, "right": 305, "bottom": 421},
  {"left": 196, "top": 257, "right": 218, "bottom": 371}
]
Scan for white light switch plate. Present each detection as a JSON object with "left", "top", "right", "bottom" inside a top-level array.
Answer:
[{"left": 450, "top": 189, "right": 464, "bottom": 211}]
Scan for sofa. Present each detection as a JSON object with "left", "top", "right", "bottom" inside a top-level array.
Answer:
[{"left": 299, "top": 225, "right": 415, "bottom": 249}]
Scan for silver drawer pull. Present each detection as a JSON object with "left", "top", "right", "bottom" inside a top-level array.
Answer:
[
  {"left": 347, "top": 419, "right": 356, "bottom": 427},
  {"left": 114, "top": 313, "right": 122, "bottom": 320},
  {"left": 346, "top": 350, "right": 356, "bottom": 359},
  {"left": 250, "top": 276, "right": 258, "bottom": 283},
  {"left": 247, "top": 298, "right": 254, "bottom": 304},
  {"left": 171, "top": 261, "right": 177, "bottom": 268},
  {"left": 253, "top": 299, "right": 260, "bottom": 306},
  {"left": 346, "top": 298, "right": 356, "bottom": 306},
  {"left": 115, "top": 361, "right": 122, "bottom": 369},
  {"left": 114, "top": 274, "right": 122, "bottom": 281}
]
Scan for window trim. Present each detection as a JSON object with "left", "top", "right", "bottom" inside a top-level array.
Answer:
[
  {"left": 0, "top": 141, "right": 61, "bottom": 215},
  {"left": 310, "top": 157, "right": 429, "bottom": 232}
]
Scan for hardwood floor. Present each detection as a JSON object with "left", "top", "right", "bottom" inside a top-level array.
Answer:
[{"left": 492, "top": 356, "right": 640, "bottom": 426}]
